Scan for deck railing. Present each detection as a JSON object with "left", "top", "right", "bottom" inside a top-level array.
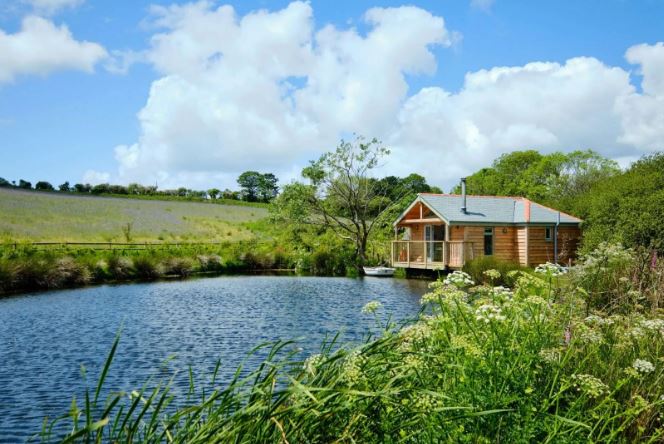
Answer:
[{"left": 391, "top": 241, "right": 474, "bottom": 269}]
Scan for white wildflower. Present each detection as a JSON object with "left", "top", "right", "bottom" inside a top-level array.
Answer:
[
  {"left": 535, "top": 262, "right": 567, "bottom": 276},
  {"left": 632, "top": 359, "right": 655, "bottom": 374},
  {"left": 641, "top": 319, "right": 664, "bottom": 334},
  {"left": 303, "top": 354, "right": 324, "bottom": 375},
  {"left": 483, "top": 269, "right": 501, "bottom": 280},
  {"left": 341, "top": 350, "right": 366, "bottom": 386},
  {"left": 475, "top": 303, "right": 506, "bottom": 323},
  {"left": 570, "top": 374, "right": 609, "bottom": 398},
  {"left": 539, "top": 348, "right": 561, "bottom": 364},
  {"left": 584, "top": 314, "right": 615, "bottom": 327},
  {"left": 443, "top": 271, "right": 475, "bottom": 288},
  {"left": 361, "top": 300, "right": 382, "bottom": 314}
]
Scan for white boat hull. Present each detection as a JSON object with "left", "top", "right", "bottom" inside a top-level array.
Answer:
[{"left": 363, "top": 267, "right": 396, "bottom": 277}]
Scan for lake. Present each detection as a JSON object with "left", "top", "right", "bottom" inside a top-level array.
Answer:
[{"left": 0, "top": 275, "right": 429, "bottom": 442}]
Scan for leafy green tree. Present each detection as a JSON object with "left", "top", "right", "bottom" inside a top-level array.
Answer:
[
  {"left": 91, "top": 183, "right": 110, "bottom": 195},
  {"left": 0, "top": 177, "right": 10, "bottom": 187},
  {"left": 257, "top": 173, "right": 279, "bottom": 202},
  {"left": 452, "top": 149, "right": 618, "bottom": 212},
  {"left": 35, "top": 181, "right": 55, "bottom": 191},
  {"left": 73, "top": 183, "right": 91, "bottom": 193},
  {"left": 18, "top": 179, "right": 32, "bottom": 189},
  {"left": 208, "top": 188, "right": 220, "bottom": 199},
  {"left": 274, "top": 136, "right": 398, "bottom": 270},
  {"left": 58, "top": 181, "right": 70, "bottom": 192},
  {"left": 580, "top": 153, "right": 664, "bottom": 250},
  {"left": 237, "top": 171, "right": 262, "bottom": 202}
]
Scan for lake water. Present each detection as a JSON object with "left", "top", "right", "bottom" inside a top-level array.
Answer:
[{"left": 0, "top": 275, "right": 429, "bottom": 442}]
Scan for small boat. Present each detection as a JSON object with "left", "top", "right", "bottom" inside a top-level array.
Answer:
[{"left": 363, "top": 266, "right": 396, "bottom": 277}]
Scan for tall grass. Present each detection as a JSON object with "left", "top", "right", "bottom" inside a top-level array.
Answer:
[
  {"left": 40, "top": 246, "right": 664, "bottom": 442},
  {"left": 0, "top": 242, "right": 297, "bottom": 294}
]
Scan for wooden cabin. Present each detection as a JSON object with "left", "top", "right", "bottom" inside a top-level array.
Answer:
[{"left": 391, "top": 185, "right": 582, "bottom": 270}]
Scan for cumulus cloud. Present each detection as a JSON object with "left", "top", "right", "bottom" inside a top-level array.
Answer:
[
  {"left": 23, "top": 0, "right": 84, "bottom": 15},
  {"left": 0, "top": 15, "right": 107, "bottom": 83},
  {"left": 111, "top": 1, "right": 664, "bottom": 191},
  {"left": 113, "top": 1, "right": 452, "bottom": 188},
  {"left": 82, "top": 169, "right": 110, "bottom": 184}
]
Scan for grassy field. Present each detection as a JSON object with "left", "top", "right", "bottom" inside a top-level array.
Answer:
[{"left": 0, "top": 188, "right": 268, "bottom": 242}]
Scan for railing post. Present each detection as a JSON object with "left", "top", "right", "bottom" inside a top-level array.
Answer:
[
  {"left": 407, "top": 242, "right": 410, "bottom": 267},
  {"left": 425, "top": 241, "right": 428, "bottom": 269},
  {"left": 391, "top": 242, "right": 394, "bottom": 266}
]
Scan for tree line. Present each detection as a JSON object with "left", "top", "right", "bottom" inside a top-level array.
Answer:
[
  {"left": 0, "top": 171, "right": 281, "bottom": 203},
  {"left": 449, "top": 149, "right": 664, "bottom": 251}
]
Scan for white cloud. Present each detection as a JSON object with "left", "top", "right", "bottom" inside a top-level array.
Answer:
[
  {"left": 82, "top": 169, "right": 110, "bottom": 184},
  {"left": 23, "top": 0, "right": 84, "bottom": 15},
  {"left": 114, "top": 1, "right": 452, "bottom": 188},
  {"left": 110, "top": 1, "right": 664, "bottom": 191},
  {"left": 470, "top": 0, "right": 495, "bottom": 13},
  {"left": 0, "top": 15, "right": 107, "bottom": 83}
]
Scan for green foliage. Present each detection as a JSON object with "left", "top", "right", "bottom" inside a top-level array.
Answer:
[
  {"left": 452, "top": 149, "right": 619, "bottom": 211},
  {"left": 462, "top": 256, "right": 527, "bottom": 287},
  {"left": 35, "top": 181, "right": 54, "bottom": 191},
  {"left": 578, "top": 153, "right": 664, "bottom": 251},
  {"left": 237, "top": 171, "right": 278, "bottom": 202},
  {"left": 43, "top": 250, "right": 664, "bottom": 443},
  {"left": 18, "top": 179, "right": 31, "bottom": 189}
]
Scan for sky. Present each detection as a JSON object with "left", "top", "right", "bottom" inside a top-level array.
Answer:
[{"left": 0, "top": 0, "right": 663, "bottom": 191}]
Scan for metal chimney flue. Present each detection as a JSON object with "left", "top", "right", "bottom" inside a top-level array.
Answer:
[{"left": 461, "top": 177, "right": 467, "bottom": 214}]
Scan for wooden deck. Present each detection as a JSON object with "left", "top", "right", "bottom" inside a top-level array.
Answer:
[{"left": 391, "top": 241, "right": 474, "bottom": 270}]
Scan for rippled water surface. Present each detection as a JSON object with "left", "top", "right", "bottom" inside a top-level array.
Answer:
[{"left": 0, "top": 275, "right": 428, "bottom": 442}]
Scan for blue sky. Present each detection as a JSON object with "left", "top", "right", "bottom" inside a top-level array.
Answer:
[{"left": 1, "top": 0, "right": 663, "bottom": 190}]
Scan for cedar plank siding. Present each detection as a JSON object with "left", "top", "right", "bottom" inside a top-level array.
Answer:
[
  {"left": 494, "top": 226, "right": 516, "bottom": 262},
  {"left": 463, "top": 226, "right": 484, "bottom": 259},
  {"left": 516, "top": 227, "right": 528, "bottom": 266},
  {"left": 527, "top": 226, "right": 581, "bottom": 266}
]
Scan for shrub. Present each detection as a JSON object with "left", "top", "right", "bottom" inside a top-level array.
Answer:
[
  {"left": 133, "top": 256, "right": 162, "bottom": 280},
  {"left": 44, "top": 257, "right": 91, "bottom": 288},
  {"left": 463, "top": 256, "right": 526, "bottom": 286},
  {"left": 162, "top": 257, "right": 194, "bottom": 277},
  {"left": 106, "top": 256, "right": 134, "bottom": 280},
  {"left": 197, "top": 254, "right": 224, "bottom": 272}
]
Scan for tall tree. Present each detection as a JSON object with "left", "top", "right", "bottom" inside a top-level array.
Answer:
[
  {"left": 207, "top": 188, "right": 220, "bottom": 199},
  {"left": 18, "top": 179, "right": 31, "bottom": 189},
  {"left": 237, "top": 171, "right": 262, "bottom": 202},
  {"left": 274, "top": 136, "right": 397, "bottom": 270},
  {"left": 257, "top": 173, "right": 279, "bottom": 202},
  {"left": 35, "top": 181, "right": 54, "bottom": 191},
  {"left": 58, "top": 181, "right": 70, "bottom": 192}
]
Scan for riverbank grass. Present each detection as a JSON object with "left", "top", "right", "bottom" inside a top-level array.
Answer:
[{"left": 42, "top": 245, "right": 664, "bottom": 442}]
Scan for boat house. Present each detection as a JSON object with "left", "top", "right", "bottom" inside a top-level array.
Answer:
[{"left": 391, "top": 179, "right": 582, "bottom": 270}]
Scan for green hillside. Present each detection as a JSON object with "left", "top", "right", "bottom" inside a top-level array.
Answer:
[{"left": 0, "top": 188, "right": 268, "bottom": 242}]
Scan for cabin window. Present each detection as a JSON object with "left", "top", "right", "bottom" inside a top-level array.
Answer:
[
  {"left": 483, "top": 227, "right": 494, "bottom": 256},
  {"left": 545, "top": 227, "right": 553, "bottom": 242}
]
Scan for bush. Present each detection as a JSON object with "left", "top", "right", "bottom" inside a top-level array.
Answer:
[
  {"left": 571, "top": 242, "right": 662, "bottom": 313},
  {"left": 162, "top": 257, "right": 194, "bottom": 277},
  {"left": 463, "top": 256, "right": 526, "bottom": 286},
  {"left": 133, "top": 256, "right": 162, "bottom": 280},
  {"left": 107, "top": 256, "right": 134, "bottom": 280}
]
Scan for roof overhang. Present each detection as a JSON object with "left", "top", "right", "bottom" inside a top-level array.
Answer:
[{"left": 393, "top": 195, "right": 450, "bottom": 227}]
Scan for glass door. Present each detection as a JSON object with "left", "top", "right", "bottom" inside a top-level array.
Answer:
[{"left": 425, "top": 225, "right": 434, "bottom": 261}]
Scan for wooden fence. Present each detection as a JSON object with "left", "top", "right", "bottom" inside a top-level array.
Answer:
[{"left": 0, "top": 241, "right": 250, "bottom": 251}]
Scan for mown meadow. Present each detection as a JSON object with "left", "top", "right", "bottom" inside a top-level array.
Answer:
[
  {"left": 38, "top": 243, "right": 663, "bottom": 443},
  {"left": 0, "top": 188, "right": 265, "bottom": 243}
]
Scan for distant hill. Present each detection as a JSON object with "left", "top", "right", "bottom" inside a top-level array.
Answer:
[{"left": 0, "top": 188, "right": 268, "bottom": 242}]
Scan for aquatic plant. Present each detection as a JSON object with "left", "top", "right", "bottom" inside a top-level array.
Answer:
[{"left": 41, "top": 247, "right": 664, "bottom": 442}]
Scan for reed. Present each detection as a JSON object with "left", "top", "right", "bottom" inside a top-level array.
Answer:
[{"left": 40, "top": 248, "right": 664, "bottom": 442}]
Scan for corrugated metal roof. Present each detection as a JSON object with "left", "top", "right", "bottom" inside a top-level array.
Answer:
[{"left": 417, "top": 194, "right": 582, "bottom": 225}]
